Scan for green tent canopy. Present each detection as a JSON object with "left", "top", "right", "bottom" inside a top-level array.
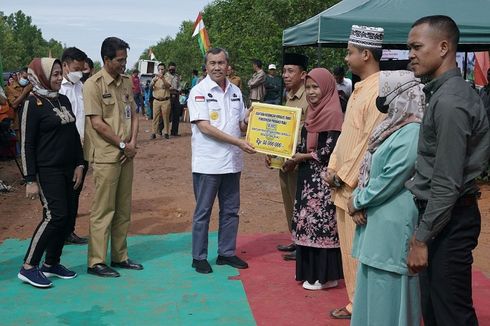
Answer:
[{"left": 283, "top": 0, "right": 490, "bottom": 51}]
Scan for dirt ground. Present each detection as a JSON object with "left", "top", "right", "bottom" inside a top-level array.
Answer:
[{"left": 1, "top": 116, "right": 489, "bottom": 275}]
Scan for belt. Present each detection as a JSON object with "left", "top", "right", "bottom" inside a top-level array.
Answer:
[
  {"left": 413, "top": 192, "right": 480, "bottom": 212},
  {"left": 155, "top": 97, "right": 170, "bottom": 101}
]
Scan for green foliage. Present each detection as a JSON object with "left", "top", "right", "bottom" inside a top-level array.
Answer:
[
  {"left": 142, "top": 0, "right": 344, "bottom": 90},
  {"left": 0, "top": 10, "right": 64, "bottom": 72}
]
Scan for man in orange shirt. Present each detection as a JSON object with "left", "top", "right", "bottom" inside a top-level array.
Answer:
[{"left": 325, "top": 25, "right": 386, "bottom": 319}]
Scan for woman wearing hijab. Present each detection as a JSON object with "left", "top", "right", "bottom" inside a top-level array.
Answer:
[
  {"left": 287, "top": 68, "right": 344, "bottom": 290},
  {"left": 18, "top": 58, "right": 84, "bottom": 288},
  {"left": 348, "top": 70, "right": 425, "bottom": 325}
]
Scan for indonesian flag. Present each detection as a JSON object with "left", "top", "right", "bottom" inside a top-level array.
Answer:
[
  {"left": 192, "top": 12, "right": 211, "bottom": 56},
  {"left": 148, "top": 48, "right": 156, "bottom": 60}
]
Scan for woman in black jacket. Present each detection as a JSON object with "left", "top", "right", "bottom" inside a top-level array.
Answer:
[{"left": 18, "top": 57, "right": 84, "bottom": 288}]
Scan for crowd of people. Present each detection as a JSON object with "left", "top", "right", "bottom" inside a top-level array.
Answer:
[{"left": 1, "top": 13, "right": 489, "bottom": 326}]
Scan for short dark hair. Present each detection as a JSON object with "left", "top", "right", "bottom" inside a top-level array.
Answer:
[
  {"left": 192, "top": 69, "right": 198, "bottom": 75},
  {"left": 19, "top": 67, "right": 28, "bottom": 74},
  {"left": 61, "top": 47, "right": 87, "bottom": 64},
  {"left": 204, "top": 48, "right": 229, "bottom": 64},
  {"left": 101, "top": 37, "right": 130, "bottom": 61},
  {"left": 132, "top": 69, "right": 139, "bottom": 74},
  {"left": 352, "top": 44, "right": 383, "bottom": 62},
  {"left": 333, "top": 66, "right": 345, "bottom": 76},
  {"left": 252, "top": 59, "right": 262, "bottom": 68},
  {"left": 412, "top": 15, "right": 460, "bottom": 48},
  {"left": 158, "top": 63, "right": 166, "bottom": 69},
  {"left": 85, "top": 57, "right": 94, "bottom": 69},
  {"left": 168, "top": 62, "right": 176, "bottom": 68}
]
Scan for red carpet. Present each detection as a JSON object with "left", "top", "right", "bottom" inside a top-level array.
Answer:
[{"left": 235, "top": 233, "right": 490, "bottom": 326}]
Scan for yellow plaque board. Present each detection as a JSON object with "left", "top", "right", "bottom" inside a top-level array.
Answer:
[{"left": 246, "top": 103, "right": 302, "bottom": 158}]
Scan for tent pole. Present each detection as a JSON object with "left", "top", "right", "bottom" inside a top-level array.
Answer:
[
  {"left": 281, "top": 46, "right": 285, "bottom": 103},
  {"left": 463, "top": 51, "right": 468, "bottom": 80},
  {"left": 317, "top": 43, "right": 321, "bottom": 67}
]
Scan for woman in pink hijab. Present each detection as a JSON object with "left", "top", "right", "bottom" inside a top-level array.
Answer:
[{"left": 288, "top": 68, "right": 344, "bottom": 290}]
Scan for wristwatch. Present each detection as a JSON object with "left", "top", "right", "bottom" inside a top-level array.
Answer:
[
  {"left": 119, "top": 141, "right": 126, "bottom": 151},
  {"left": 333, "top": 175, "right": 342, "bottom": 188}
]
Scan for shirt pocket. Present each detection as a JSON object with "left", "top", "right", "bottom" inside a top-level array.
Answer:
[
  {"left": 208, "top": 102, "right": 222, "bottom": 127},
  {"left": 102, "top": 97, "right": 116, "bottom": 119}
]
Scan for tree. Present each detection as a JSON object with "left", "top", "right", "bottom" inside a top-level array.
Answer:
[
  {"left": 140, "top": 0, "right": 345, "bottom": 93},
  {"left": 0, "top": 10, "right": 64, "bottom": 72}
]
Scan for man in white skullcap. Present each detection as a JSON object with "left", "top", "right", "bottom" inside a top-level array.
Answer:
[{"left": 325, "top": 25, "right": 386, "bottom": 319}]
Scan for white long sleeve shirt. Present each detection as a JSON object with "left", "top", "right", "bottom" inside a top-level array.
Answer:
[{"left": 60, "top": 77, "right": 84, "bottom": 142}]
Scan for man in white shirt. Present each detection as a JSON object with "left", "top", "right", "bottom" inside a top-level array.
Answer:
[
  {"left": 333, "top": 66, "right": 352, "bottom": 113},
  {"left": 59, "top": 47, "right": 89, "bottom": 245},
  {"left": 188, "top": 47, "right": 256, "bottom": 274}
]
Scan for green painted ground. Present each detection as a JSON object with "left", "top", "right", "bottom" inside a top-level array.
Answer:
[{"left": 0, "top": 233, "right": 255, "bottom": 326}]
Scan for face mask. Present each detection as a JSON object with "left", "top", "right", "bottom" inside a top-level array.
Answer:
[
  {"left": 376, "top": 79, "right": 421, "bottom": 114},
  {"left": 81, "top": 72, "right": 90, "bottom": 83},
  {"left": 19, "top": 78, "right": 29, "bottom": 87},
  {"left": 67, "top": 71, "right": 83, "bottom": 84}
]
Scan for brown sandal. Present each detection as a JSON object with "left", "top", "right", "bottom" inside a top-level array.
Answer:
[{"left": 330, "top": 307, "right": 352, "bottom": 319}]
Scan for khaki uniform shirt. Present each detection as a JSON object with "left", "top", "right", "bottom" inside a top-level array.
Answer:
[
  {"left": 165, "top": 72, "right": 181, "bottom": 95},
  {"left": 83, "top": 68, "right": 136, "bottom": 163},
  {"left": 286, "top": 85, "right": 308, "bottom": 122},
  {"left": 6, "top": 82, "right": 23, "bottom": 108},
  {"left": 229, "top": 75, "right": 242, "bottom": 89},
  {"left": 152, "top": 76, "right": 171, "bottom": 100},
  {"left": 328, "top": 72, "right": 385, "bottom": 211},
  {"left": 6, "top": 81, "right": 25, "bottom": 130}
]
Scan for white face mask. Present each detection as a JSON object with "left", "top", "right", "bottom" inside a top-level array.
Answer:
[
  {"left": 67, "top": 71, "right": 83, "bottom": 84},
  {"left": 19, "top": 78, "right": 29, "bottom": 87}
]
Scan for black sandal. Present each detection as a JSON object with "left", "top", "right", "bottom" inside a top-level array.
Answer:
[{"left": 330, "top": 307, "right": 352, "bottom": 319}]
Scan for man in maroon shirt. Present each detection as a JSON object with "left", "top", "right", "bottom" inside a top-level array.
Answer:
[{"left": 131, "top": 69, "right": 143, "bottom": 115}]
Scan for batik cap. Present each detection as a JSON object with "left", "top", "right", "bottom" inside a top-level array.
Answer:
[{"left": 349, "top": 25, "right": 384, "bottom": 48}]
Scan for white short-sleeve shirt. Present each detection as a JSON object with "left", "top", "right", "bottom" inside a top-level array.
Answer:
[
  {"left": 188, "top": 75, "right": 246, "bottom": 174},
  {"left": 336, "top": 77, "right": 353, "bottom": 98}
]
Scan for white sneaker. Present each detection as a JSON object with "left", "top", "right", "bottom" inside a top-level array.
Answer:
[{"left": 302, "top": 280, "right": 339, "bottom": 290}]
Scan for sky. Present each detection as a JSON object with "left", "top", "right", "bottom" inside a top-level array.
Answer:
[{"left": 2, "top": 0, "right": 212, "bottom": 69}]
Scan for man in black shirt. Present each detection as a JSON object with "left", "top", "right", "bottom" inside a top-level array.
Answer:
[{"left": 406, "top": 15, "right": 490, "bottom": 326}]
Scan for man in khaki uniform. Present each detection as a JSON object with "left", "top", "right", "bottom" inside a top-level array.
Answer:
[
  {"left": 266, "top": 53, "right": 308, "bottom": 261},
  {"left": 84, "top": 37, "right": 143, "bottom": 278},
  {"left": 150, "top": 63, "right": 171, "bottom": 139},
  {"left": 227, "top": 65, "right": 241, "bottom": 89}
]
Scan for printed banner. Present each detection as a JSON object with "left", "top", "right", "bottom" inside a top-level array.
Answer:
[{"left": 246, "top": 103, "right": 302, "bottom": 158}]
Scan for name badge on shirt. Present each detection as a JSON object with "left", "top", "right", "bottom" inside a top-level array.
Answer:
[{"left": 125, "top": 104, "right": 131, "bottom": 119}]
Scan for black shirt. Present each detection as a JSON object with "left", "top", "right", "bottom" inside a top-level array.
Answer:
[
  {"left": 21, "top": 93, "right": 84, "bottom": 182},
  {"left": 405, "top": 68, "right": 490, "bottom": 242}
]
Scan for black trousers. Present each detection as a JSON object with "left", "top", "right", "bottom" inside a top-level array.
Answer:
[
  {"left": 419, "top": 199, "right": 481, "bottom": 326},
  {"left": 170, "top": 94, "right": 181, "bottom": 136},
  {"left": 69, "top": 160, "right": 88, "bottom": 235},
  {"left": 24, "top": 166, "right": 77, "bottom": 266}
]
